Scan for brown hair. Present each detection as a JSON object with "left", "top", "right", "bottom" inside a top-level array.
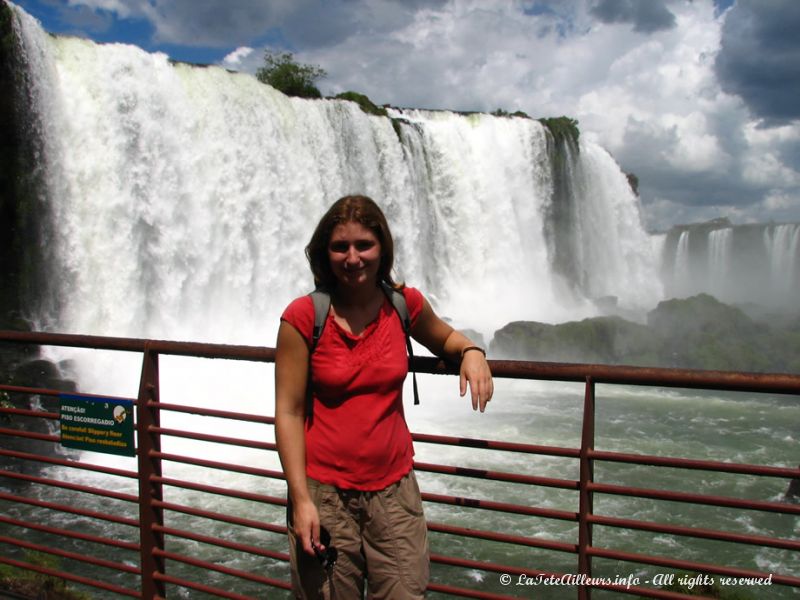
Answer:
[{"left": 305, "top": 195, "right": 400, "bottom": 290}]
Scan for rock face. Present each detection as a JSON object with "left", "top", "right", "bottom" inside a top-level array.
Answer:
[{"left": 491, "top": 294, "right": 800, "bottom": 373}]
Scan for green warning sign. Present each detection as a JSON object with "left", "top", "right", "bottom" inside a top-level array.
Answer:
[{"left": 59, "top": 394, "right": 135, "bottom": 457}]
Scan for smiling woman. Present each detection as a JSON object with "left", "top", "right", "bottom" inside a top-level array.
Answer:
[{"left": 274, "top": 195, "right": 493, "bottom": 599}]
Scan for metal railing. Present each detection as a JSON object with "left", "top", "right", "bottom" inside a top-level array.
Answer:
[{"left": 1, "top": 330, "right": 799, "bottom": 599}]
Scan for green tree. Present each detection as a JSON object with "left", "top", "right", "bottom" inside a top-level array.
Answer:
[{"left": 256, "top": 51, "right": 327, "bottom": 99}]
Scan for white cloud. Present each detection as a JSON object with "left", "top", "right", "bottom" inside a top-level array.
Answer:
[{"left": 222, "top": 46, "right": 254, "bottom": 68}]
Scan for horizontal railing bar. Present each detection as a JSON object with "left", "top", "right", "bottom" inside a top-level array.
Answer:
[
  {"left": 154, "top": 475, "right": 287, "bottom": 506},
  {"left": 589, "top": 514, "right": 800, "bottom": 551},
  {"left": 153, "top": 499, "right": 287, "bottom": 535},
  {"left": 590, "top": 449, "right": 800, "bottom": 478},
  {"left": 151, "top": 401, "right": 275, "bottom": 425},
  {"left": 0, "top": 426, "right": 58, "bottom": 442},
  {"left": 0, "top": 556, "right": 139, "bottom": 598},
  {"left": 0, "top": 534, "right": 140, "bottom": 575},
  {"left": 0, "top": 405, "right": 58, "bottom": 419},
  {"left": 431, "top": 552, "right": 558, "bottom": 578},
  {"left": 154, "top": 451, "right": 284, "bottom": 479},
  {"left": 0, "top": 383, "right": 135, "bottom": 403},
  {"left": 0, "top": 448, "right": 138, "bottom": 479},
  {"left": 422, "top": 491, "right": 577, "bottom": 521},
  {"left": 0, "top": 514, "right": 139, "bottom": 551},
  {"left": 415, "top": 461, "right": 578, "bottom": 489},
  {"left": 589, "top": 481, "right": 800, "bottom": 514},
  {"left": 589, "top": 546, "right": 800, "bottom": 587},
  {"left": 425, "top": 582, "right": 521, "bottom": 600},
  {"left": 149, "top": 426, "right": 276, "bottom": 450},
  {"left": 412, "top": 432, "right": 580, "bottom": 458},
  {"left": 427, "top": 521, "right": 576, "bottom": 553},
  {"left": 153, "top": 570, "right": 260, "bottom": 600},
  {"left": 487, "top": 358, "right": 800, "bottom": 394},
  {"left": 0, "top": 470, "right": 139, "bottom": 503},
  {"left": 587, "top": 582, "right": 701, "bottom": 599},
  {"left": 0, "top": 383, "right": 65, "bottom": 399},
  {"left": 0, "top": 491, "right": 139, "bottom": 527},
  {"left": 153, "top": 548, "right": 292, "bottom": 591},
  {"left": 154, "top": 524, "right": 288, "bottom": 562},
  {"left": 6, "top": 330, "right": 799, "bottom": 394}
]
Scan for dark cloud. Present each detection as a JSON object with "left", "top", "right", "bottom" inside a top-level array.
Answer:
[
  {"left": 715, "top": 0, "right": 800, "bottom": 126},
  {"left": 589, "top": 0, "right": 676, "bottom": 33}
]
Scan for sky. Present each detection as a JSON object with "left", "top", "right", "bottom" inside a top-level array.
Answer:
[{"left": 9, "top": 0, "right": 800, "bottom": 232}]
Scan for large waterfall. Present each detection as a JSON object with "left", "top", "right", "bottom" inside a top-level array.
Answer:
[{"left": 9, "top": 3, "right": 662, "bottom": 348}]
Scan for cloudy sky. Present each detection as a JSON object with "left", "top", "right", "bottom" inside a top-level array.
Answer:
[{"left": 11, "top": 0, "right": 800, "bottom": 231}]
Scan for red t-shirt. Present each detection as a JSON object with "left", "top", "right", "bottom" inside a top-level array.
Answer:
[{"left": 281, "top": 286, "right": 424, "bottom": 491}]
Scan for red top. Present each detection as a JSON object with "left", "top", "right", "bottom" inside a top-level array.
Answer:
[{"left": 281, "top": 286, "right": 424, "bottom": 491}]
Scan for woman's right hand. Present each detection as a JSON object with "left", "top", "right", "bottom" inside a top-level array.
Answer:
[{"left": 293, "top": 498, "right": 323, "bottom": 556}]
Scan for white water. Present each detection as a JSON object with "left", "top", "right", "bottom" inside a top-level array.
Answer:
[
  {"left": 708, "top": 227, "right": 733, "bottom": 297},
  {"left": 11, "top": 4, "right": 662, "bottom": 354},
  {"left": 665, "top": 222, "right": 800, "bottom": 307},
  {"left": 765, "top": 224, "right": 800, "bottom": 298}
]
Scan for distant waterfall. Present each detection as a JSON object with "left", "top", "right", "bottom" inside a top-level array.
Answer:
[
  {"left": 765, "top": 224, "right": 800, "bottom": 298},
  {"left": 662, "top": 222, "right": 800, "bottom": 308},
  {"left": 8, "top": 2, "right": 663, "bottom": 347},
  {"left": 708, "top": 227, "right": 732, "bottom": 297}
]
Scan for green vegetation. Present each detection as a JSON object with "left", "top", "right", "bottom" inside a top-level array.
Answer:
[
  {"left": 255, "top": 51, "right": 326, "bottom": 98},
  {"left": 540, "top": 115, "right": 580, "bottom": 144},
  {"left": 0, "top": 552, "right": 92, "bottom": 599},
  {"left": 626, "top": 172, "right": 640, "bottom": 195},
  {"left": 491, "top": 294, "right": 800, "bottom": 373},
  {"left": 491, "top": 108, "right": 531, "bottom": 119},
  {"left": 335, "top": 91, "right": 388, "bottom": 117}
]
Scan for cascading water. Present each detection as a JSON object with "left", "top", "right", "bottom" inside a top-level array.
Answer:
[
  {"left": 765, "top": 224, "right": 800, "bottom": 297},
  {"left": 10, "top": 3, "right": 662, "bottom": 354},
  {"left": 662, "top": 222, "right": 800, "bottom": 308},
  {"left": 708, "top": 227, "right": 733, "bottom": 298}
]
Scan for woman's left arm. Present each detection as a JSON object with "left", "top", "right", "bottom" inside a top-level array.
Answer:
[{"left": 410, "top": 297, "right": 494, "bottom": 412}]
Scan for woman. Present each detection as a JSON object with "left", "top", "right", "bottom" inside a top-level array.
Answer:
[{"left": 275, "top": 195, "right": 493, "bottom": 599}]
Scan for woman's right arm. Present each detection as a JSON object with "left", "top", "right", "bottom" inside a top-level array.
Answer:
[{"left": 274, "top": 321, "right": 319, "bottom": 556}]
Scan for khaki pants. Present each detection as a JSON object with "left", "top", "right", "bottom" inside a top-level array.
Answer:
[{"left": 288, "top": 470, "right": 430, "bottom": 599}]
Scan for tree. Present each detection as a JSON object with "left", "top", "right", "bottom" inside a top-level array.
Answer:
[{"left": 256, "top": 51, "right": 326, "bottom": 99}]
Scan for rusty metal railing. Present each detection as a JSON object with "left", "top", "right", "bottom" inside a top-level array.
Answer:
[{"left": 1, "top": 330, "right": 799, "bottom": 599}]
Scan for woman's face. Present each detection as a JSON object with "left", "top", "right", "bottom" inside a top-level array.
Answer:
[{"left": 328, "top": 221, "right": 382, "bottom": 290}]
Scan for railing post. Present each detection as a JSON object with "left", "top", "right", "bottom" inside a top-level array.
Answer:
[
  {"left": 137, "top": 344, "right": 166, "bottom": 598},
  {"left": 578, "top": 376, "right": 595, "bottom": 600}
]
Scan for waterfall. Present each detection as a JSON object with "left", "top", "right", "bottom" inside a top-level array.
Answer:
[
  {"left": 9, "top": 3, "right": 662, "bottom": 352},
  {"left": 708, "top": 227, "right": 732, "bottom": 297},
  {"left": 764, "top": 223, "right": 800, "bottom": 300},
  {"left": 672, "top": 230, "right": 691, "bottom": 295},
  {"left": 661, "top": 221, "right": 799, "bottom": 308}
]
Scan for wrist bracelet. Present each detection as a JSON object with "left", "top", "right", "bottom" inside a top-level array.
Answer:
[{"left": 461, "top": 345, "right": 486, "bottom": 359}]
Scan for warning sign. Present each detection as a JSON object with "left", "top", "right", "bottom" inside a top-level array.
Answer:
[{"left": 59, "top": 394, "right": 135, "bottom": 457}]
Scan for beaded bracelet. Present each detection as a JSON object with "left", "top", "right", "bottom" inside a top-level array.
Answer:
[{"left": 461, "top": 345, "right": 486, "bottom": 359}]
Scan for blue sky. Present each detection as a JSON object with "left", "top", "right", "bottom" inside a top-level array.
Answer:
[{"left": 9, "top": 0, "right": 799, "bottom": 231}]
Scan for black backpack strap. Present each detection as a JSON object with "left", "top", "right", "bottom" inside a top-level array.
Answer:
[
  {"left": 310, "top": 289, "right": 331, "bottom": 352},
  {"left": 306, "top": 289, "right": 331, "bottom": 417},
  {"left": 381, "top": 282, "right": 420, "bottom": 406}
]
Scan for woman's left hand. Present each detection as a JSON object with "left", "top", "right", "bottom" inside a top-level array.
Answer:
[{"left": 460, "top": 349, "right": 493, "bottom": 412}]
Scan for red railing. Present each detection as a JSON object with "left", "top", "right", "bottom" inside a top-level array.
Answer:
[{"left": 1, "top": 330, "right": 799, "bottom": 599}]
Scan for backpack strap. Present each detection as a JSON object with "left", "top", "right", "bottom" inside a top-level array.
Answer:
[
  {"left": 380, "top": 282, "right": 419, "bottom": 406},
  {"left": 306, "top": 289, "right": 332, "bottom": 417}
]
